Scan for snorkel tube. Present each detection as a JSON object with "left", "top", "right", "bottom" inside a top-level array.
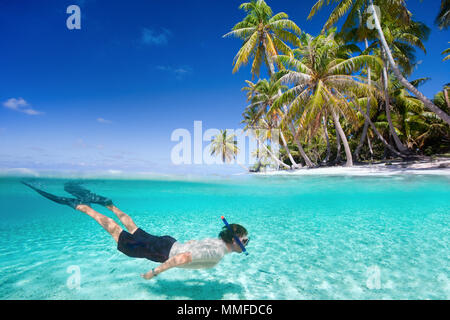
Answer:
[{"left": 221, "top": 216, "right": 249, "bottom": 256}]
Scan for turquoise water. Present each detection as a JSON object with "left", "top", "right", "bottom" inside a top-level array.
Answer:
[{"left": 0, "top": 175, "right": 449, "bottom": 300}]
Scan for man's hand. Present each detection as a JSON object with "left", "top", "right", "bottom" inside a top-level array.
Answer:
[
  {"left": 141, "top": 252, "right": 192, "bottom": 280},
  {"left": 141, "top": 271, "right": 155, "bottom": 280}
]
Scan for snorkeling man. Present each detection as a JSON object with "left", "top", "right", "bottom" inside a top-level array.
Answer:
[{"left": 22, "top": 181, "right": 249, "bottom": 280}]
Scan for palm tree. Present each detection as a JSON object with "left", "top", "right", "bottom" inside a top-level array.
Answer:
[
  {"left": 210, "top": 130, "right": 246, "bottom": 170},
  {"left": 241, "top": 97, "right": 291, "bottom": 169},
  {"left": 343, "top": 9, "right": 374, "bottom": 160},
  {"left": 366, "top": 19, "right": 430, "bottom": 153},
  {"left": 226, "top": 1, "right": 317, "bottom": 168},
  {"left": 224, "top": 0, "right": 301, "bottom": 78},
  {"left": 342, "top": 8, "right": 429, "bottom": 157},
  {"left": 308, "top": 0, "right": 450, "bottom": 125},
  {"left": 273, "top": 30, "right": 382, "bottom": 166},
  {"left": 366, "top": 19, "right": 430, "bottom": 75},
  {"left": 242, "top": 78, "right": 301, "bottom": 168},
  {"left": 226, "top": 0, "right": 310, "bottom": 167}
]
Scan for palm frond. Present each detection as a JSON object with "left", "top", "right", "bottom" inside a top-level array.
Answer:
[
  {"left": 232, "top": 31, "right": 259, "bottom": 73},
  {"left": 328, "top": 55, "right": 382, "bottom": 75},
  {"left": 223, "top": 27, "right": 257, "bottom": 39}
]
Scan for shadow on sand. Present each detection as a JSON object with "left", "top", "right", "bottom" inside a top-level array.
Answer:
[{"left": 140, "top": 278, "right": 244, "bottom": 300}]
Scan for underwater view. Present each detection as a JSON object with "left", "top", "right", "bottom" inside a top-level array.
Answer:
[{"left": 0, "top": 174, "right": 449, "bottom": 300}]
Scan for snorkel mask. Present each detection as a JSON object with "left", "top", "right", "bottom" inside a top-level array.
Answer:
[{"left": 221, "top": 216, "right": 249, "bottom": 256}]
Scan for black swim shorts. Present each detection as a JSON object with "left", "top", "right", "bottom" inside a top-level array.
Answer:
[{"left": 117, "top": 228, "right": 177, "bottom": 263}]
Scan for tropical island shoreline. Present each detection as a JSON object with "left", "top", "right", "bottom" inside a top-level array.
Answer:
[{"left": 252, "top": 156, "right": 450, "bottom": 176}]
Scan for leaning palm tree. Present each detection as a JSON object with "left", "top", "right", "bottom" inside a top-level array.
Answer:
[
  {"left": 273, "top": 30, "right": 383, "bottom": 167},
  {"left": 345, "top": 12, "right": 430, "bottom": 156},
  {"left": 241, "top": 102, "right": 291, "bottom": 169},
  {"left": 242, "top": 78, "right": 301, "bottom": 168},
  {"left": 225, "top": 1, "right": 315, "bottom": 167},
  {"left": 224, "top": 0, "right": 301, "bottom": 78},
  {"left": 366, "top": 19, "right": 430, "bottom": 154},
  {"left": 366, "top": 19, "right": 430, "bottom": 76},
  {"left": 308, "top": 0, "right": 450, "bottom": 125},
  {"left": 341, "top": 9, "right": 375, "bottom": 160}
]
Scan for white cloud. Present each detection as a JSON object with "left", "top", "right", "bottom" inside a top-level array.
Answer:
[
  {"left": 97, "top": 117, "right": 112, "bottom": 124},
  {"left": 141, "top": 28, "right": 171, "bottom": 46},
  {"left": 156, "top": 65, "right": 193, "bottom": 80},
  {"left": 3, "top": 98, "right": 43, "bottom": 115}
]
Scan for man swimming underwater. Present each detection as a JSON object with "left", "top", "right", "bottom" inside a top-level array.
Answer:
[{"left": 22, "top": 181, "right": 249, "bottom": 280}]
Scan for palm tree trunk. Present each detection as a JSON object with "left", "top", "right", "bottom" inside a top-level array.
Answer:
[
  {"left": 282, "top": 113, "right": 313, "bottom": 167},
  {"left": 263, "top": 40, "right": 277, "bottom": 76},
  {"left": 334, "top": 121, "right": 341, "bottom": 163},
  {"left": 381, "top": 52, "right": 409, "bottom": 153},
  {"left": 323, "top": 115, "right": 331, "bottom": 163},
  {"left": 263, "top": 42, "right": 303, "bottom": 168},
  {"left": 280, "top": 130, "right": 299, "bottom": 168},
  {"left": 369, "top": 1, "right": 450, "bottom": 125},
  {"left": 331, "top": 109, "right": 353, "bottom": 167},
  {"left": 261, "top": 118, "right": 299, "bottom": 169},
  {"left": 257, "top": 139, "right": 260, "bottom": 159},
  {"left": 285, "top": 114, "right": 314, "bottom": 167},
  {"left": 444, "top": 88, "right": 450, "bottom": 110},
  {"left": 354, "top": 38, "right": 372, "bottom": 160},
  {"left": 367, "top": 134, "right": 374, "bottom": 161},
  {"left": 254, "top": 134, "right": 291, "bottom": 169},
  {"left": 292, "top": 127, "right": 315, "bottom": 167},
  {"left": 354, "top": 101, "right": 405, "bottom": 158}
]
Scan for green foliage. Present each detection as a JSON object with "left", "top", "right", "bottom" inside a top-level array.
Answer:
[{"left": 226, "top": 0, "right": 450, "bottom": 167}]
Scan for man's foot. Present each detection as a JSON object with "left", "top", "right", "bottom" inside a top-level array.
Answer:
[
  {"left": 22, "top": 181, "right": 87, "bottom": 209},
  {"left": 64, "top": 182, "right": 113, "bottom": 207}
]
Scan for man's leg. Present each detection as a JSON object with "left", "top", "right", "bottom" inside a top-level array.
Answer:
[
  {"left": 63, "top": 182, "right": 138, "bottom": 234},
  {"left": 76, "top": 205, "right": 123, "bottom": 243},
  {"left": 23, "top": 182, "right": 124, "bottom": 243},
  {"left": 105, "top": 205, "right": 138, "bottom": 235}
]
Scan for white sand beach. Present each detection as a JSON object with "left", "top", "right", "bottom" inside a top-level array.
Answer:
[{"left": 254, "top": 158, "right": 450, "bottom": 176}]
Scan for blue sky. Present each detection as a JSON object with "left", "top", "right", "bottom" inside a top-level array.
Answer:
[{"left": 0, "top": 0, "right": 449, "bottom": 175}]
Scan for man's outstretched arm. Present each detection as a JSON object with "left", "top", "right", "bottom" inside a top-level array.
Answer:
[{"left": 141, "top": 252, "right": 192, "bottom": 280}]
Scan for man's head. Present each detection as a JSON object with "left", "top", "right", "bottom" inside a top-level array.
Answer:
[{"left": 219, "top": 223, "right": 249, "bottom": 253}]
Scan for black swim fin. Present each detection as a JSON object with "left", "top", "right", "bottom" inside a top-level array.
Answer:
[
  {"left": 22, "top": 181, "right": 85, "bottom": 209},
  {"left": 64, "top": 182, "right": 113, "bottom": 207}
]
